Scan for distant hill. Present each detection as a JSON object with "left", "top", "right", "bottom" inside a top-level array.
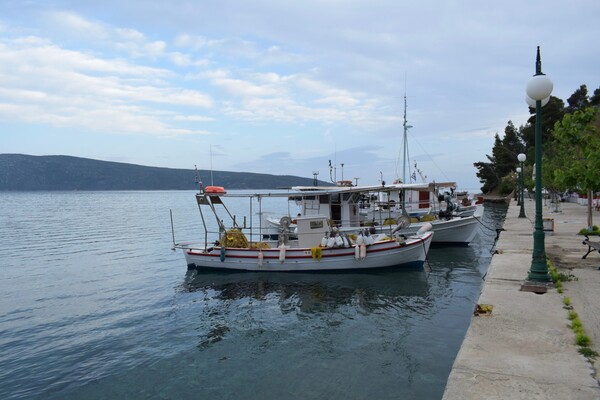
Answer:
[{"left": 0, "top": 154, "right": 327, "bottom": 191}]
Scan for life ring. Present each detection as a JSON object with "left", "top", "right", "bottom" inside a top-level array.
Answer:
[{"left": 205, "top": 186, "right": 226, "bottom": 194}]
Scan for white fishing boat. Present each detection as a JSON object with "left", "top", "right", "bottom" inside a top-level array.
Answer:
[
  {"left": 173, "top": 185, "right": 433, "bottom": 272},
  {"left": 362, "top": 93, "right": 483, "bottom": 244},
  {"left": 288, "top": 181, "right": 482, "bottom": 245}
]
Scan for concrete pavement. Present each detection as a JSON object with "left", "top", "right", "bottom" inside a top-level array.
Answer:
[{"left": 443, "top": 198, "right": 600, "bottom": 399}]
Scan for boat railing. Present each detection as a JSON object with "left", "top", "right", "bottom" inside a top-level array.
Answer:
[
  {"left": 182, "top": 221, "right": 295, "bottom": 251},
  {"left": 193, "top": 191, "right": 303, "bottom": 251}
]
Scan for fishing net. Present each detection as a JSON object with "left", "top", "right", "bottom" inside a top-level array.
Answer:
[
  {"left": 220, "top": 229, "right": 249, "bottom": 248},
  {"left": 251, "top": 242, "right": 271, "bottom": 249}
]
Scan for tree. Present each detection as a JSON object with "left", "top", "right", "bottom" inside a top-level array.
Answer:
[
  {"left": 551, "top": 107, "right": 600, "bottom": 229},
  {"left": 566, "top": 84, "right": 591, "bottom": 114},
  {"left": 520, "top": 96, "right": 565, "bottom": 163},
  {"left": 474, "top": 134, "right": 502, "bottom": 193},
  {"left": 473, "top": 122, "right": 525, "bottom": 193},
  {"left": 474, "top": 84, "right": 595, "bottom": 194},
  {"left": 591, "top": 86, "right": 600, "bottom": 106},
  {"left": 494, "top": 121, "right": 523, "bottom": 177}
]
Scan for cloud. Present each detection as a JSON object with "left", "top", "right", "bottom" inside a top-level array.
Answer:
[
  {"left": 196, "top": 67, "right": 397, "bottom": 129},
  {"left": 0, "top": 34, "right": 213, "bottom": 137},
  {"left": 205, "top": 69, "right": 284, "bottom": 97},
  {"left": 173, "top": 115, "right": 215, "bottom": 122}
]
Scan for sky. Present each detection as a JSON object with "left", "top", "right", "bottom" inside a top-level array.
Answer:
[{"left": 0, "top": 1, "right": 598, "bottom": 191}]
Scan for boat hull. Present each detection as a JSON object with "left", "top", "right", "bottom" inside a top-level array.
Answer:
[
  {"left": 183, "top": 232, "right": 433, "bottom": 272},
  {"left": 373, "top": 215, "right": 480, "bottom": 244},
  {"left": 405, "top": 217, "right": 479, "bottom": 244}
]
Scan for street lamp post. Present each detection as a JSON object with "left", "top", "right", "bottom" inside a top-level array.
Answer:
[
  {"left": 516, "top": 167, "right": 522, "bottom": 205},
  {"left": 516, "top": 167, "right": 522, "bottom": 206},
  {"left": 518, "top": 153, "right": 526, "bottom": 218},
  {"left": 525, "top": 46, "right": 553, "bottom": 282}
]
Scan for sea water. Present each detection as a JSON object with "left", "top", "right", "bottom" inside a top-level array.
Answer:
[{"left": 0, "top": 191, "right": 506, "bottom": 399}]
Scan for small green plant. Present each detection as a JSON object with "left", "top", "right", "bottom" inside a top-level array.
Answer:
[
  {"left": 547, "top": 260, "right": 574, "bottom": 294},
  {"left": 548, "top": 259, "right": 560, "bottom": 284},
  {"left": 579, "top": 347, "right": 598, "bottom": 359},
  {"left": 568, "top": 310, "right": 578, "bottom": 320},
  {"left": 553, "top": 257, "right": 596, "bottom": 361},
  {"left": 556, "top": 273, "right": 571, "bottom": 282},
  {"left": 576, "top": 332, "right": 591, "bottom": 347}
]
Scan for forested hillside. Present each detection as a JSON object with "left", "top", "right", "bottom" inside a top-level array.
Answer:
[{"left": 0, "top": 154, "right": 324, "bottom": 190}]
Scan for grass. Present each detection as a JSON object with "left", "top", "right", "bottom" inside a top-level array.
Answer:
[{"left": 548, "top": 258, "right": 598, "bottom": 361}]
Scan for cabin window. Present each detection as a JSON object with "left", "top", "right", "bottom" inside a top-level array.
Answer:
[
  {"left": 319, "top": 195, "right": 329, "bottom": 204},
  {"left": 310, "top": 220, "right": 324, "bottom": 229}
]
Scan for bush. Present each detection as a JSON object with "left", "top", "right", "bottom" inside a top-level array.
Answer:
[{"left": 579, "top": 225, "right": 600, "bottom": 236}]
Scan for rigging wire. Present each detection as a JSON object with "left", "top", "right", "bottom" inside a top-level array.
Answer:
[{"left": 406, "top": 129, "right": 452, "bottom": 183}]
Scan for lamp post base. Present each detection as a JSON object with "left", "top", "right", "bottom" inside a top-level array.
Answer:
[
  {"left": 528, "top": 224, "right": 550, "bottom": 281},
  {"left": 521, "top": 280, "right": 554, "bottom": 294},
  {"left": 527, "top": 269, "right": 551, "bottom": 282}
]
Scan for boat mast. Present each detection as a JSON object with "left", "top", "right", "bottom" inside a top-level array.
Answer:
[{"left": 402, "top": 93, "right": 409, "bottom": 212}]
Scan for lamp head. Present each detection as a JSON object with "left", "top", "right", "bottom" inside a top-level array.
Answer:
[
  {"left": 526, "top": 46, "right": 553, "bottom": 100},
  {"left": 526, "top": 96, "right": 550, "bottom": 108},
  {"left": 526, "top": 75, "right": 553, "bottom": 100},
  {"left": 518, "top": 153, "right": 526, "bottom": 162}
]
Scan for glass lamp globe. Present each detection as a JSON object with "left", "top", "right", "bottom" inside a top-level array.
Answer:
[
  {"left": 526, "top": 74, "right": 553, "bottom": 100},
  {"left": 516, "top": 167, "right": 522, "bottom": 173},
  {"left": 526, "top": 96, "right": 550, "bottom": 108},
  {"left": 518, "top": 153, "right": 526, "bottom": 162}
]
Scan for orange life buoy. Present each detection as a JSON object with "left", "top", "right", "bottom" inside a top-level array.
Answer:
[{"left": 205, "top": 186, "right": 226, "bottom": 194}]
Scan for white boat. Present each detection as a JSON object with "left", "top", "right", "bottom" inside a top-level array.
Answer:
[
  {"left": 390, "top": 210, "right": 481, "bottom": 243},
  {"left": 174, "top": 186, "right": 434, "bottom": 272},
  {"left": 355, "top": 93, "right": 483, "bottom": 244},
  {"left": 289, "top": 182, "right": 482, "bottom": 245}
]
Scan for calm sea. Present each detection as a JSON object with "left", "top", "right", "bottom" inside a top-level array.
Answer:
[{"left": 0, "top": 191, "right": 506, "bottom": 400}]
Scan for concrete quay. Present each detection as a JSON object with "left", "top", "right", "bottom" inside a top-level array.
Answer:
[{"left": 443, "top": 198, "right": 600, "bottom": 399}]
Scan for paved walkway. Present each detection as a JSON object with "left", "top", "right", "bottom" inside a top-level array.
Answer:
[{"left": 443, "top": 198, "right": 600, "bottom": 399}]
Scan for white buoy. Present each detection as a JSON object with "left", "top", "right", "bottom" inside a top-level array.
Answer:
[
  {"left": 279, "top": 245, "right": 287, "bottom": 262},
  {"left": 258, "top": 250, "right": 264, "bottom": 267},
  {"left": 417, "top": 222, "right": 433, "bottom": 235},
  {"left": 321, "top": 233, "right": 328, "bottom": 247},
  {"left": 360, "top": 243, "right": 367, "bottom": 259},
  {"left": 326, "top": 236, "right": 335, "bottom": 248}
]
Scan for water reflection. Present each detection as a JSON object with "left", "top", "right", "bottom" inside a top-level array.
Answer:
[
  {"left": 180, "top": 268, "right": 433, "bottom": 352},
  {"left": 183, "top": 268, "right": 429, "bottom": 306}
]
